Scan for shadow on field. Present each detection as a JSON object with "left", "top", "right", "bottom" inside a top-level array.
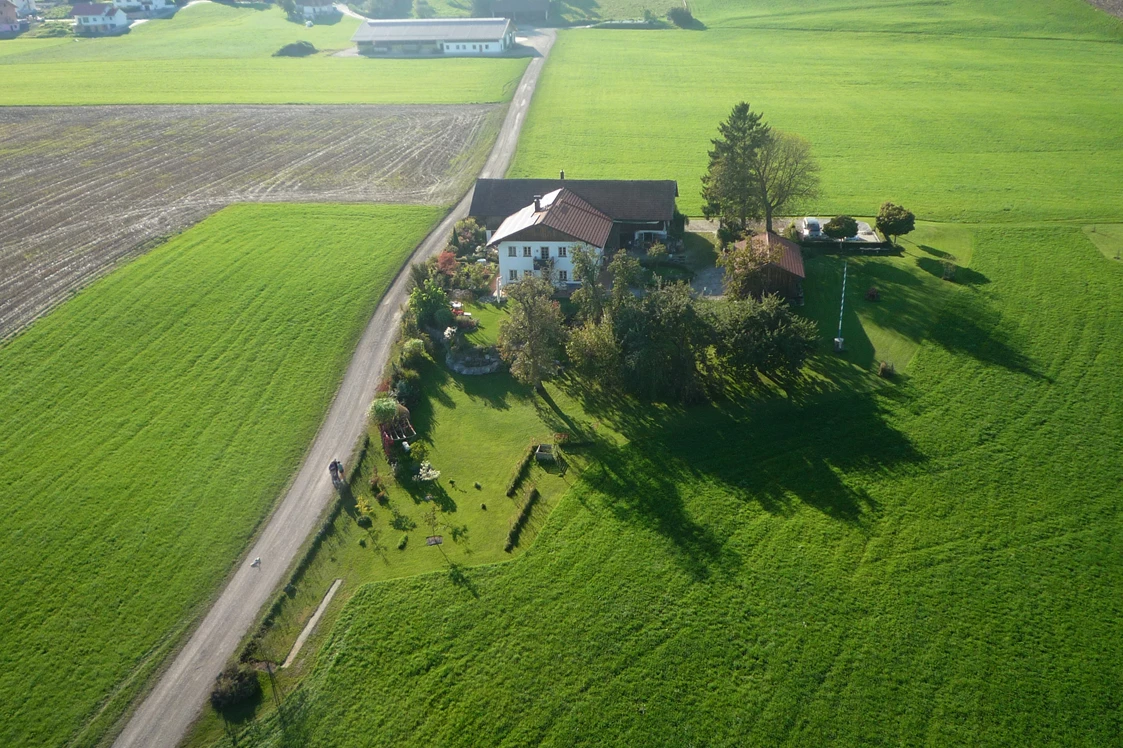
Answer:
[
  {"left": 917, "top": 256, "right": 990, "bottom": 286},
  {"left": 926, "top": 285, "right": 1046, "bottom": 380}
]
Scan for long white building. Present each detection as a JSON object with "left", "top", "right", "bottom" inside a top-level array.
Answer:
[{"left": 351, "top": 18, "right": 515, "bottom": 56}]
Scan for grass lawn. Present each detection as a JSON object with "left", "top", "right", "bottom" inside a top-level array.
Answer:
[
  {"left": 0, "top": 203, "right": 442, "bottom": 747},
  {"left": 1083, "top": 224, "right": 1123, "bottom": 261},
  {"left": 184, "top": 302, "right": 605, "bottom": 747},
  {"left": 0, "top": 3, "right": 527, "bottom": 105},
  {"left": 510, "top": 0, "right": 1123, "bottom": 221},
  {"left": 214, "top": 221, "right": 1123, "bottom": 747}
]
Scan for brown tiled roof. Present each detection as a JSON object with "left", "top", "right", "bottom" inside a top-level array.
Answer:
[
  {"left": 487, "top": 189, "right": 614, "bottom": 248},
  {"left": 744, "top": 231, "right": 805, "bottom": 278},
  {"left": 471, "top": 178, "right": 678, "bottom": 223}
]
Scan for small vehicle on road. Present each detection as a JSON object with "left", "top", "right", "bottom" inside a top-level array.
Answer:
[{"left": 328, "top": 459, "right": 345, "bottom": 489}]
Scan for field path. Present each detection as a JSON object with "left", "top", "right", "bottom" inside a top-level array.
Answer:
[{"left": 112, "top": 27, "right": 554, "bottom": 748}]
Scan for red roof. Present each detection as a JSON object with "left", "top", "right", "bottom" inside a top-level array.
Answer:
[
  {"left": 488, "top": 188, "right": 613, "bottom": 248},
  {"left": 746, "top": 231, "right": 805, "bottom": 278}
]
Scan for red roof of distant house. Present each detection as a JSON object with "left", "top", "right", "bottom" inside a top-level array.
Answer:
[
  {"left": 488, "top": 188, "right": 614, "bottom": 248},
  {"left": 72, "top": 3, "right": 115, "bottom": 15},
  {"left": 744, "top": 231, "right": 805, "bottom": 278}
]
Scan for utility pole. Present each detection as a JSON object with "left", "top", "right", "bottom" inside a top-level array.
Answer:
[{"left": 834, "top": 260, "right": 847, "bottom": 352}]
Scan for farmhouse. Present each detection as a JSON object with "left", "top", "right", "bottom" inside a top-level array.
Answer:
[
  {"left": 488, "top": 189, "right": 613, "bottom": 293},
  {"left": 351, "top": 18, "right": 515, "bottom": 56},
  {"left": 295, "top": 0, "right": 335, "bottom": 18},
  {"left": 72, "top": 2, "right": 128, "bottom": 32},
  {"left": 739, "top": 231, "right": 805, "bottom": 304},
  {"left": 0, "top": 0, "right": 19, "bottom": 32},
  {"left": 471, "top": 176, "right": 679, "bottom": 249}
]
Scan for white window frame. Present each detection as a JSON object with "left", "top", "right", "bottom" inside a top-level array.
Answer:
[
  {"left": 558, "top": 246, "right": 568, "bottom": 258},
  {"left": 508, "top": 269, "right": 517, "bottom": 281},
  {"left": 522, "top": 246, "right": 531, "bottom": 257},
  {"left": 507, "top": 246, "right": 516, "bottom": 257}
]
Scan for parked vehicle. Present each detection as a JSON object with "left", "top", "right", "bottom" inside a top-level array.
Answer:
[{"left": 801, "top": 217, "right": 822, "bottom": 239}]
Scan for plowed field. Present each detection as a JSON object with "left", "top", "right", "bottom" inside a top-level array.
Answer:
[{"left": 0, "top": 103, "right": 501, "bottom": 338}]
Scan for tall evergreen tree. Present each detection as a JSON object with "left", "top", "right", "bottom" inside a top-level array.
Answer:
[{"left": 701, "top": 102, "right": 771, "bottom": 233}]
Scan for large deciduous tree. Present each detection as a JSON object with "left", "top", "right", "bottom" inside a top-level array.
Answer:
[
  {"left": 748, "top": 131, "right": 820, "bottom": 233},
  {"left": 498, "top": 276, "right": 568, "bottom": 390},
  {"left": 570, "top": 246, "right": 606, "bottom": 322},
  {"left": 701, "top": 102, "right": 771, "bottom": 233},
  {"left": 875, "top": 202, "right": 916, "bottom": 245}
]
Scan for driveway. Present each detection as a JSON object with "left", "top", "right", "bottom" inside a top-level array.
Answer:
[{"left": 112, "top": 27, "right": 555, "bottom": 748}]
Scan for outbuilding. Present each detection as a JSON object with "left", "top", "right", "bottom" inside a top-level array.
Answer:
[
  {"left": 72, "top": 2, "right": 129, "bottom": 33},
  {"left": 351, "top": 17, "right": 515, "bottom": 56},
  {"left": 738, "top": 231, "right": 805, "bottom": 304},
  {"left": 295, "top": 0, "right": 336, "bottom": 19}
]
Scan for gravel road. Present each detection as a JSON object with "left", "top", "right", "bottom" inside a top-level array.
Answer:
[{"left": 111, "top": 27, "right": 555, "bottom": 748}]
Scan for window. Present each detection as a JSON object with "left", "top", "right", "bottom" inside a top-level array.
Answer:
[
  {"left": 558, "top": 270, "right": 568, "bottom": 281},
  {"left": 558, "top": 246, "right": 568, "bottom": 258},
  {"left": 507, "top": 247, "right": 516, "bottom": 257},
  {"left": 540, "top": 247, "right": 550, "bottom": 259},
  {"left": 523, "top": 270, "right": 532, "bottom": 278},
  {"left": 509, "top": 269, "right": 518, "bottom": 281},
  {"left": 522, "top": 246, "right": 531, "bottom": 257}
]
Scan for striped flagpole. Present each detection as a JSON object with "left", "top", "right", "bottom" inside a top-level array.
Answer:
[{"left": 836, "top": 260, "right": 848, "bottom": 349}]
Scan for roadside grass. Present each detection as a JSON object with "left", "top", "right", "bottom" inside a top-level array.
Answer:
[
  {"left": 1083, "top": 223, "right": 1123, "bottom": 260},
  {"left": 216, "top": 223, "right": 1123, "bottom": 746},
  {"left": 0, "top": 203, "right": 442, "bottom": 747},
  {"left": 185, "top": 302, "right": 602, "bottom": 747},
  {"left": 510, "top": 11, "right": 1123, "bottom": 221},
  {"left": 0, "top": 3, "right": 527, "bottom": 105}
]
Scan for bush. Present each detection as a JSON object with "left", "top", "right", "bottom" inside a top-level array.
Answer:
[
  {"left": 878, "top": 361, "right": 896, "bottom": 378},
  {"left": 273, "top": 41, "right": 317, "bottom": 57},
  {"left": 368, "top": 397, "right": 399, "bottom": 425},
  {"left": 866, "top": 287, "right": 881, "bottom": 302},
  {"left": 356, "top": 514, "right": 373, "bottom": 528},
  {"left": 210, "top": 664, "right": 261, "bottom": 711},
  {"left": 505, "top": 443, "right": 537, "bottom": 497},
  {"left": 647, "top": 242, "right": 668, "bottom": 260},
  {"left": 407, "top": 441, "right": 429, "bottom": 464},
  {"left": 395, "top": 379, "right": 419, "bottom": 407},
  {"left": 824, "top": 215, "right": 858, "bottom": 240},
  {"left": 396, "top": 366, "right": 421, "bottom": 387},
  {"left": 666, "top": 6, "right": 693, "bottom": 26},
  {"left": 397, "top": 534, "right": 408, "bottom": 550},
  {"left": 402, "top": 338, "right": 426, "bottom": 365}
]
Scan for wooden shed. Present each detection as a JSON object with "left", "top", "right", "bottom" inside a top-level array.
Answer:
[{"left": 737, "top": 231, "right": 805, "bottom": 305}]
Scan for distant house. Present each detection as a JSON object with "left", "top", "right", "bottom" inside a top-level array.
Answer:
[
  {"left": 488, "top": 189, "right": 614, "bottom": 293},
  {"left": 111, "top": 0, "right": 169, "bottom": 10},
  {"left": 738, "top": 231, "right": 805, "bottom": 304},
  {"left": 295, "top": 0, "right": 335, "bottom": 18},
  {"left": 12, "top": 0, "right": 35, "bottom": 17},
  {"left": 0, "top": 0, "right": 19, "bottom": 31},
  {"left": 72, "top": 2, "right": 129, "bottom": 32},
  {"left": 351, "top": 18, "right": 515, "bottom": 56},
  {"left": 470, "top": 176, "right": 679, "bottom": 249},
  {"left": 486, "top": 0, "right": 549, "bottom": 23}
]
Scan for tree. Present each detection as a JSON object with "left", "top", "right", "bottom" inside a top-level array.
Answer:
[
  {"left": 748, "top": 131, "right": 820, "bottom": 233},
  {"left": 823, "top": 215, "right": 858, "bottom": 240},
  {"left": 369, "top": 397, "right": 401, "bottom": 425},
  {"left": 414, "top": 0, "right": 435, "bottom": 16},
  {"left": 498, "top": 276, "right": 568, "bottom": 389},
  {"left": 705, "top": 294, "right": 818, "bottom": 380},
  {"left": 566, "top": 317, "right": 620, "bottom": 385},
  {"left": 436, "top": 250, "right": 458, "bottom": 277},
  {"left": 646, "top": 242, "right": 668, "bottom": 260},
  {"left": 450, "top": 218, "right": 486, "bottom": 257},
  {"left": 666, "top": 6, "right": 694, "bottom": 26},
  {"left": 701, "top": 102, "right": 771, "bottom": 233},
  {"left": 607, "top": 249, "right": 642, "bottom": 310},
  {"left": 717, "top": 236, "right": 778, "bottom": 299},
  {"left": 875, "top": 202, "right": 916, "bottom": 245},
  {"left": 408, "top": 278, "right": 452, "bottom": 329},
  {"left": 570, "top": 246, "right": 606, "bottom": 322},
  {"left": 210, "top": 664, "right": 260, "bottom": 711},
  {"left": 613, "top": 282, "right": 706, "bottom": 402}
]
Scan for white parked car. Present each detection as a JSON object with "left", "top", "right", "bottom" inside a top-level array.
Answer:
[{"left": 801, "top": 217, "right": 822, "bottom": 240}]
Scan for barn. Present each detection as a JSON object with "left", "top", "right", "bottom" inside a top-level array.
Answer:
[
  {"left": 351, "top": 18, "right": 516, "bottom": 56},
  {"left": 739, "top": 231, "right": 805, "bottom": 304}
]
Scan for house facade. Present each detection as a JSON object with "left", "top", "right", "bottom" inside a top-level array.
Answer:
[
  {"left": 488, "top": 189, "right": 614, "bottom": 294},
  {"left": 0, "top": 0, "right": 19, "bottom": 31},
  {"left": 111, "top": 0, "right": 169, "bottom": 11},
  {"left": 470, "top": 176, "right": 679, "bottom": 250},
  {"left": 296, "top": 0, "right": 335, "bottom": 18},
  {"left": 352, "top": 18, "right": 515, "bottom": 56},
  {"left": 72, "top": 3, "right": 128, "bottom": 32}
]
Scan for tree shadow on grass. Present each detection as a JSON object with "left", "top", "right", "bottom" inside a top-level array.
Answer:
[
  {"left": 916, "top": 256, "right": 990, "bottom": 287},
  {"left": 926, "top": 285, "right": 1046, "bottom": 380}
]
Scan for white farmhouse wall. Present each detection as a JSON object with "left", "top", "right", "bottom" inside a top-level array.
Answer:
[
  {"left": 441, "top": 32, "right": 512, "bottom": 56},
  {"left": 496, "top": 240, "right": 601, "bottom": 293}
]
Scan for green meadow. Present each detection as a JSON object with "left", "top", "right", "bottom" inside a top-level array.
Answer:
[
  {"left": 219, "top": 223, "right": 1123, "bottom": 746},
  {"left": 0, "top": 3, "right": 527, "bottom": 105},
  {"left": 0, "top": 204, "right": 441, "bottom": 747},
  {"left": 511, "top": 0, "right": 1123, "bottom": 221}
]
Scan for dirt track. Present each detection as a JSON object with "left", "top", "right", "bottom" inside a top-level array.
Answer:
[
  {"left": 0, "top": 104, "right": 500, "bottom": 338},
  {"left": 1084, "top": 0, "right": 1123, "bottom": 17}
]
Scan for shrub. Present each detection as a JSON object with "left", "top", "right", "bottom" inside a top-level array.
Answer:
[
  {"left": 356, "top": 515, "right": 373, "bottom": 529},
  {"left": 397, "top": 534, "right": 408, "bottom": 550},
  {"left": 210, "top": 664, "right": 261, "bottom": 711},
  {"left": 942, "top": 261, "right": 957, "bottom": 281},
  {"left": 396, "top": 366, "right": 421, "bottom": 387},
  {"left": 667, "top": 6, "right": 693, "bottom": 26},
  {"left": 647, "top": 242, "right": 668, "bottom": 260},
  {"left": 824, "top": 215, "right": 858, "bottom": 240},
  {"left": 273, "top": 41, "right": 317, "bottom": 57},
  {"left": 505, "top": 443, "right": 537, "bottom": 497},
  {"left": 408, "top": 442, "right": 429, "bottom": 464},
  {"left": 504, "top": 485, "right": 540, "bottom": 552},
  {"left": 402, "top": 338, "right": 426, "bottom": 365},
  {"left": 395, "top": 379, "right": 419, "bottom": 406},
  {"left": 368, "top": 397, "right": 399, "bottom": 425},
  {"left": 866, "top": 287, "right": 881, "bottom": 301},
  {"left": 376, "top": 491, "right": 389, "bottom": 505},
  {"left": 878, "top": 361, "right": 896, "bottom": 378}
]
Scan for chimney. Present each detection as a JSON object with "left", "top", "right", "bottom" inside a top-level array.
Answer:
[
  {"left": 560, "top": 170, "right": 565, "bottom": 180},
  {"left": 533, "top": 194, "right": 542, "bottom": 211}
]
